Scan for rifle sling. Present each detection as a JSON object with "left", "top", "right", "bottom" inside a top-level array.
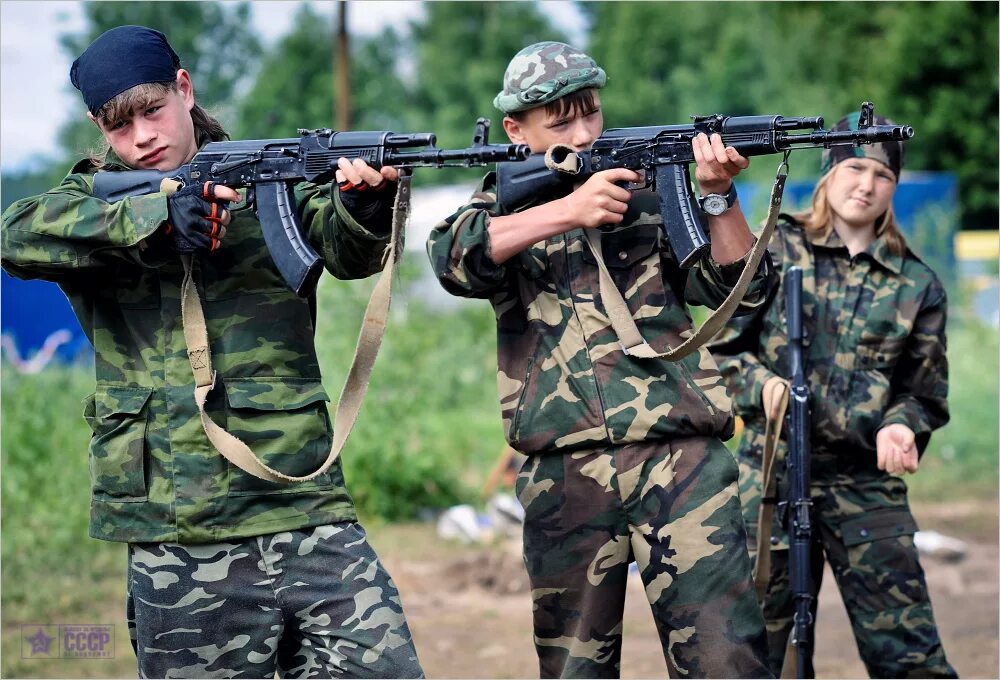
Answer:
[
  {"left": 179, "top": 174, "right": 411, "bottom": 483},
  {"left": 754, "top": 380, "right": 790, "bottom": 601},
  {"left": 758, "top": 383, "right": 802, "bottom": 680},
  {"left": 781, "top": 638, "right": 799, "bottom": 680},
  {"left": 583, "top": 170, "right": 787, "bottom": 362}
]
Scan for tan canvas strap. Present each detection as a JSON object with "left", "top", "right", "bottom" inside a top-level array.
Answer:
[
  {"left": 584, "top": 167, "right": 788, "bottom": 362},
  {"left": 756, "top": 377, "right": 804, "bottom": 678},
  {"left": 752, "top": 380, "right": 790, "bottom": 602},
  {"left": 780, "top": 635, "right": 799, "bottom": 679},
  {"left": 179, "top": 174, "right": 412, "bottom": 483}
]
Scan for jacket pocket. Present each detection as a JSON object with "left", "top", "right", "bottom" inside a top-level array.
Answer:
[
  {"left": 845, "top": 337, "right": 905, "bottom": 444},
  {"left": 581, "top": 225, "right": 676, "bottom": 352},
  {"left": 223, "top": 377, "right": 335, "bottom": 496},
  {"left": 581, "top": 225, "right": 660, "bottom": 275},
  {"left": 854, "top": 336, "right": 907, "bottom": 371},
  {"left": 87, "top": 386, "right": 153, "bottom": 502}
]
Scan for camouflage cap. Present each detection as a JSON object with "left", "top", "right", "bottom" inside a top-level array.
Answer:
[
  {"left": 820, "top": 111, "right": 905, "bottom": 178},
  {"left": 493, "top": 41, "right": 607, "bottom": 114}
]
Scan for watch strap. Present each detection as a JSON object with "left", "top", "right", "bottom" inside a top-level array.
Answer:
[{"left": 699, "top": 182, "right": 738, "bottom": 213}]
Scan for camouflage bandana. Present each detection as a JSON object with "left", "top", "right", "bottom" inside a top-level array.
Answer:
[
  {"left": 820, "top": 111, "right": 905, "bottom": 177},
  {"left": 493, "top": 41, "right": 607, "bottom": 114}
]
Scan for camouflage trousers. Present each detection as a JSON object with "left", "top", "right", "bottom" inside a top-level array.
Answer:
[
  {"left": 125, "top": 522, "right": 424, "bottom": 678},
  {"left": 516, "top": 436, "right": 772, "bottom": 679},
  {"left": 738, "top": 451, "right": 957, "bottom": 678}
]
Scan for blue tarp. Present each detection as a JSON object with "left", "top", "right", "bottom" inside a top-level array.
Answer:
[{"left": 1, "top": 272, "right": 92, "bottom": 364}]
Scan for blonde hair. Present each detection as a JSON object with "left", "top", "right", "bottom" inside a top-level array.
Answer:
[
  {"left": 88, "top": 79, "right": 227, "bottom": 167},
  {"left": 794, "top": 163, "right": 907, "bottom": 257}
]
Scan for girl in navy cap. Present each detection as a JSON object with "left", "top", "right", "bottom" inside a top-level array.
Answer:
[{"left": 710, "top": 112, "right": 956, "bottom": 678}]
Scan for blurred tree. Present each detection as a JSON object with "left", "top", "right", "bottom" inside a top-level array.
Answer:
[
  {"left": 234, "top": 3, "right": 407, "bottom": 139},
  {"left": 406, "top": 0, "right": 567, "bottom": 184},
  {"left": 56, "top": 1, "right": 261, "bottom": 160},
  {"left": 586, "top": 1, "right": 998, "bottom": 227},
  {"left": 873, "top": 2, "right": 998, "bottom": 228}
]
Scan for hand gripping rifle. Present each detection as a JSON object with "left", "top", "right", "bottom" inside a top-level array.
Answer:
[
  {"left": 782, "top": 265, "right": 813, "bottom": 678},
  {"left": 93, "top": 118, "right": 530, "bottom": 296},
  {"left": 496, "top": 101, "right": 911, "bottom": 267}
]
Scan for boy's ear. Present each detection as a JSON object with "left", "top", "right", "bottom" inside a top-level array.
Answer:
[
  {"left": 502, "top": 116, "right": 525, "bottom": 144},
  {"left": 176, "top": 69, "right": 195, "bottom": 111},
  {"left": 86, "top": 111, "right": 103, "bottom": 131}
]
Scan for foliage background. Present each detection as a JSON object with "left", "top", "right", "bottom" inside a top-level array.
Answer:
[
  {"left": 1, "top": 2, "right": 997, "bottom": 676},
  {"left": 4, "top": 1, "right": 998, "bottom": 227}
]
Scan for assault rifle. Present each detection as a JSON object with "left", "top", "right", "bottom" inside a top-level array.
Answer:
[
  {"left": 496, "top": 101, "right": 912, "bottom": 267},
  {"left": 782, "top": 265, "right": 813, "bottom": 678},
  {"left": 93, "top": 119, "right": 530, "bottom": 296}
]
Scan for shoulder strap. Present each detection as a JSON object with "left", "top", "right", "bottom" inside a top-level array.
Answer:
[
  {"left": 180, "top": 175, "right": 411, "bottom": 483},
  {"left": 586, "top": 170, "right": 788, "bottom": 362},
  {"left": 753, "top": 381, "right": 790, "bottom": 601}
]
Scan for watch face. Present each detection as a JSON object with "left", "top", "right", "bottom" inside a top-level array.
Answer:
[{"left": 703, "top": 194, "right": 728, "bottom": 216}]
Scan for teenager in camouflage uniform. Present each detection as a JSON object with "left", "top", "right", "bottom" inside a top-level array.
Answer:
[
  {"left": 709, "top": 111, "right": 957, "bottom": 678},
  {"left": 1, "top": 26, "right": 423, "bottom": 678},
  {"left": 427, "top": 42, "right": 774, "bottom": 678}
]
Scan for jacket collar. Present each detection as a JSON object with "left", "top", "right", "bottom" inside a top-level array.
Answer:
[{"left": 807, "top": 226, "right": 903, "bottom": 275}]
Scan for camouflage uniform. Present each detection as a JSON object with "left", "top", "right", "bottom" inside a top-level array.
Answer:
[
  {"left": 709, "top": 215, "right": 957, "bottom": 678},
  {"left": 429, "top": 42, "right": 776, "bottom": 673},
  {"left": 1, "top": 145, "right": 423, "bottom": 677},
  {"left": 430, "top": 179, "right": 773, "bottom": 679},
  {"left": 127, "top": 523, "right": 417, "bottom": 678}
]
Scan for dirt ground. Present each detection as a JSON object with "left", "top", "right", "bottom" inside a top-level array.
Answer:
[
  {"left": 376, "top": 500, "right": 999, "bottom": 679},
  {"left": 4, "top": 501, "right": 994, "bottom": 679}
]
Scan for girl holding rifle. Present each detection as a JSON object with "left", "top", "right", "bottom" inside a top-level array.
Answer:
[{"left": 710, "top": 111, "right": 957, "bottom": 678}]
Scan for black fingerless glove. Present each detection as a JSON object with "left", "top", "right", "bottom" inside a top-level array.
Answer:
[
  {"left": 165, "top": 182, "right": 229, "bottom": 252},
  {"left": 337, "top": 178, "right": 396, "bottom": 235}
]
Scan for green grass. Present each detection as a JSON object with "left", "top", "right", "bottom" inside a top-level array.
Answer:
[
  {"left": 311, "top": 254, "right": 508, "bottom": 518},
  {"left": 907, "top": 314, "right": 1000, "bottom": 502},
  {"left": 1, "top": 365, "right": 133, "bottom": 678}
]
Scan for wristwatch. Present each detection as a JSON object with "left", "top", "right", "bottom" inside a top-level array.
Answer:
[{"left": 698, "top": 183, "right": 738, "bottom": 216}]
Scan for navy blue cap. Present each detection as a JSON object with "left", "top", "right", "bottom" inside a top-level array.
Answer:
[{"left": 70, "top": 25, "right": 180, "bottom": 115}]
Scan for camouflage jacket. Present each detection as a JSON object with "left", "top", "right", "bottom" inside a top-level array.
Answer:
[
  {"left": 1, "top": 153, "right": 391, "bottom": 544},
  {"left": 709, "top": 216, "right": 949, "bottom": 466},
  {"left": 427, "top": 173, "right": 775, "bottom": 455}
]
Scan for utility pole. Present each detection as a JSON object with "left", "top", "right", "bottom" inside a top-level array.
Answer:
[{"left": 334, "top": 0, "right": 351, "bottom": 130}]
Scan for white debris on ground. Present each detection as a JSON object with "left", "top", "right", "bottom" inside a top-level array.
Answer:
[{"left": 914, "top": 530, "right": 968, "bottom": 562}]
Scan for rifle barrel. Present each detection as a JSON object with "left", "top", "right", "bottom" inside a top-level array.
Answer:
[
  {"left": 782, "top": 125, "right": 913, "bottom": 150},
  {"left": 386, "top": 144, "right": 530, "bottom": 167}
]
